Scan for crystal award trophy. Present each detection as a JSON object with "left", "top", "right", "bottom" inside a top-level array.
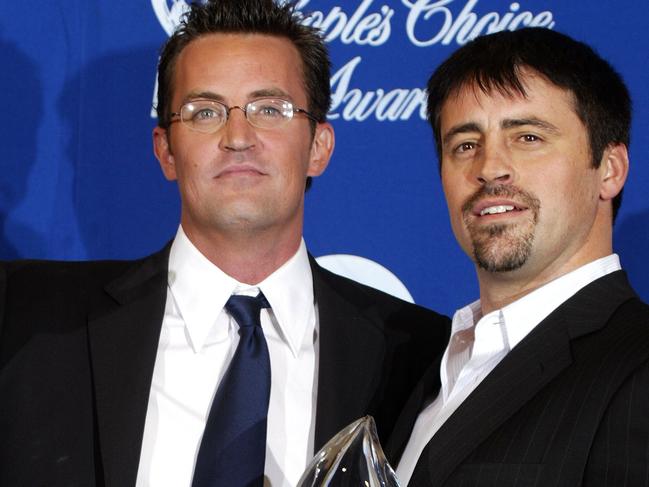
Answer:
[{"left": 296, "top": 415, "right": 401, "bottom": 487}]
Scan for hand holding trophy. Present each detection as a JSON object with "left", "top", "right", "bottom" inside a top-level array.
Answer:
[{"left": 297, "top": 416, "right": 401, "bottom": 487}]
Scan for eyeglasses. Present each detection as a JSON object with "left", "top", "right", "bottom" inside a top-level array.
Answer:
[{"left": 169, "top": 98, "right": 318, "bottom": 133}]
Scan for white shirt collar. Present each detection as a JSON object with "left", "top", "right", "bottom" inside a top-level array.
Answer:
[
  {"left": 256, "top": 239, "right": 315, "bottom": 358},
  {"left": 500, "top": 254, "right": 621, "bottom": 349},
  {"left": 451, "top": 254, "right": 622, "bottom": 351},
  {"left": 168, "top": 226, "right": 314, "bottom": 355}
]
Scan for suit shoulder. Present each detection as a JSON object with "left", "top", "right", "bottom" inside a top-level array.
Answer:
[
  {"left": 0, "top": 249, "right": 169, "bottom": 365},
  {"left": 611, "top": 296, "right": 649, "bottom": 341},
  {"left": 5, "top": 257, "right": 140, "bottom": 294},
  {"left": 579, "top": 296, "right": 649, "bottom": 398},
  {"left": 2, "top": 244, "right": 169, "bottom": 304},
  {"left": 314, "top": 261, "right": 449, "bottom": 326},
  {"left": 618, "top": 294, "right": 649, "bottom": 319}
]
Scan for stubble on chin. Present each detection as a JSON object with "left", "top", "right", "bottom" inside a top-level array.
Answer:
[
  {"left": 470, "top": 222, "right": 536, "bottom": 272},
  {"left": 462, "top": 185, "right": 541, "bottom": 273}
]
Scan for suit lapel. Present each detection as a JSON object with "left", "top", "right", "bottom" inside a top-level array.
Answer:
[
  {"left": 87, "top": 245, "right": 170, "bottom": 487},
  {"left": 414, "top": 317, "right": 572, "bottom": 486},
  {"left": 411, "top": 271, "right": 636, "bottom": 486},
  {"left": 310, "top": 258, "right": 387, "bottom": 449},
  {"left": 385, "top": 355, "right": 443, "bottom": 463}
]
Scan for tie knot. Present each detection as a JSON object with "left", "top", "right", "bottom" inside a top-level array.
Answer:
[{"left": 225, "top": 292, "right": 271, "bottom": 329}]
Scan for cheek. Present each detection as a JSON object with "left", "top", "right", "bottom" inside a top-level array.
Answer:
[
  {"left": 552, "top": 169, "right": 596, "bottom": 209},
  {"left": 175, "top": 139, "right": 215, "bottom": 173},
  {"left": 443, "top": 189, "right": 470, "bottom": 245},
  {"left": 174, "top": 157, "right": 200, "bottom": 183},
  {"left": 533, "top": 180, "right": 582, "bottom": 237},
  {"left": 172, "top": 156, "right": 212, "bottom": 202},
  {"left": 273, "top": 141, "right": 313, "bottom": 179},
  {"left": 441, "top": 174, "right": 465, "bottom": 217}
]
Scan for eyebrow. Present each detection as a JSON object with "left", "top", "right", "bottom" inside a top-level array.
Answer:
[
  {"left": 501, "top": 117, "right": 560, "bottom": 134},
  {"left": 249, "top": 88, "right": 293, "bottom": 101},
  {"left": 442, "top": 122, "right": 482, "bottom": 146},
  {"left": 442, "top": 117, "right": 561, "bottom": 146},
  {"left": 180, "top": 88, "right": 293, "bottom": 106},
  {"left": 181, "top": 91, "right": 224, "bottom": 105}
]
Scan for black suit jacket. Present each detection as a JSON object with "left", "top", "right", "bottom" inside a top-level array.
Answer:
[
  {"left": 386, "top": 271, "right": 649, "bottom": 487},
  {"left": 0, "top": 244, "right": 449, "bottom": 486}
]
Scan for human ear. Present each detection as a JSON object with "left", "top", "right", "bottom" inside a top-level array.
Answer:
[
  {"left": 307, "top": 122, "right": 335, "bottom": 177},
  {"left": 599, "top": 143, "right": 629, "bottom": 201},
  {"left": 153, "top": 126, "right": 178, "bottom": 181}
]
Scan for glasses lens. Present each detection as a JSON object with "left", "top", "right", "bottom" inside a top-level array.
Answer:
[
  {"left": 247, "top": 99, "right": 293, "bottom": 128},
  {"left": 181, "top": 100, "right": 227, "bottom": 133}
]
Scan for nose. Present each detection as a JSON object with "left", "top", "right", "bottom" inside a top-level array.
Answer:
[
  {"left": 474, "top": 142, "right": 513, "bottom": 185},
  {"left": 218, "top": 106, "right": 256, "bottom": 152}
]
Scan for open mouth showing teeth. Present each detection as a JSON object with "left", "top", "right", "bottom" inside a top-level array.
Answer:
[{"left": 480, "top": 205, "right": 516, "bottom": 216}]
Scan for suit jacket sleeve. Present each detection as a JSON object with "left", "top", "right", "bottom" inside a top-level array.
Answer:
[{"left": 584, "top": 349, "right": 649, "bottom": 484}]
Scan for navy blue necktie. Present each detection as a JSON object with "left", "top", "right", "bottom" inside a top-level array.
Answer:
[{"left": 192, "top": 292, "right": 271, "bottom": 487}]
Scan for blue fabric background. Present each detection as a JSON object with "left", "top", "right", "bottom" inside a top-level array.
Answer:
[{"left": 1, "top": 0, "right": 647, "bottom": 316}]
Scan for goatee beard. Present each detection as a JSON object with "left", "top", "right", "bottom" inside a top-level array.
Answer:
[{"left": 462, "top": 185, "right": 541, "bottom": 273}]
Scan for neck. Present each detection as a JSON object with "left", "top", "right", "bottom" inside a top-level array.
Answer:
[
  {"left": 182, "top": 224, "right": 302, "bottom": 285},
  {"left": 477, "top": 225, "right": 613, "bottom": 315}
]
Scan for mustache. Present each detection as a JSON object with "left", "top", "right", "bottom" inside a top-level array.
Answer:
[{"left": 461, "top": 184, "right": 541, "bottom": 215}]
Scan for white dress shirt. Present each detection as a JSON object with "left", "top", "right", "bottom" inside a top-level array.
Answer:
[
  {"left": 396, "top": 254, "right": 622, "bottom": 485},
  {"left": 135, "top": 227, "right": 318, "bottom": 487}
]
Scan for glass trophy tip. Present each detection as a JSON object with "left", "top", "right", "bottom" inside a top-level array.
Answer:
[{"left": 297, "top": 415, "right": 401, "bottom": 487}]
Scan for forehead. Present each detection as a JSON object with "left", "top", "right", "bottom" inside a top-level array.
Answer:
[
  {"left": 172, "top": 33, "right": 306, "bottom": 104},
  {"left": 440, "top": 72, "right": 579, "bottom": 130}
]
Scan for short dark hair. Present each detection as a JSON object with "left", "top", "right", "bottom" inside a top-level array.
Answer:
[
  {"left": 156, "top": 0, "right": 331, "bottom": 130},
  {"left": 426, "top": 27, "right": 631, "bottom": 219}
]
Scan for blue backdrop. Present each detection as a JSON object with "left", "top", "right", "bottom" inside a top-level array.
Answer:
[{"left": 1, "top": 0, "right": 647, "bottom": 316}]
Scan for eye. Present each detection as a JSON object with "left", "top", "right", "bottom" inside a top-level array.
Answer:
[
  {"left": 249, "top": 98, "right": 292, "bottom": 121},
  {"left": 183, "top": 101, "right": 226, "bottom": 126},
  {"left": 520, "top": 133, "right": 541, "bottom": 143},
  {"left": 257, "top": 103, "right": 284, "bottom": 118},
  {"left": 453, "top": 141, "right": 477, "bottom": 154},
  {"left": 193, "top": 108, "right": 219, "bottom": 121}
]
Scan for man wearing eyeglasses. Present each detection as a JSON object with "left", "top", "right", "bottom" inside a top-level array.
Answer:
[{"left": 0, "top": 1, "right": 448, "bottom": 486}]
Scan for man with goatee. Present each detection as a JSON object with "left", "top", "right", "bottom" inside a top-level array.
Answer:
[{"left": 388, "top": 27, "right": 649, "bottom": 487}]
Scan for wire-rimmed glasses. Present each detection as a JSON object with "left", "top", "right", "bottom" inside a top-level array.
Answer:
[{"left": 169, "top": 98, "right": 318, "bottom": 133}]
